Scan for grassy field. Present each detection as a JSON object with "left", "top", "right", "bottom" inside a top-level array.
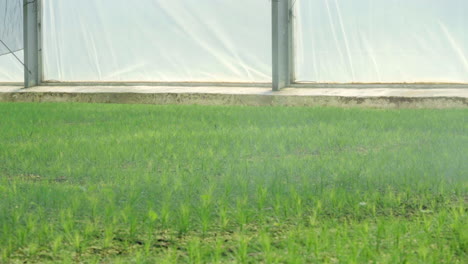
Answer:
[{"left": 0, "top": 102, "right": 467, "bottom": 263}]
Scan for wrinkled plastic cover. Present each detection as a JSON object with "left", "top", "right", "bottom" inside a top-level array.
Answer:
[
  {"left": 295, "top": 0, "right": 468, "bottom": 83},
  {"left": 0, "top": 51, "right": 23, "bottom": 82},
  {"left": 0, "top": 0, "right": 23, "bottom": 82},
  {"left": 43, "top": 0, "right": 272, "bottom": 83}
]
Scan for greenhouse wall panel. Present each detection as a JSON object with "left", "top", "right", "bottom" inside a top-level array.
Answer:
[
  {"left": 42, "top": 0, "right": 272, "bottom": 83},
  {"left": 294, "top": 0, "right": 468, "bottom": 83},
  {"left": 0, "top": 0, "right": 23, "bottom": 82}
]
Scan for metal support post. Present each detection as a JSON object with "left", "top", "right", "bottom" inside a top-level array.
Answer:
[
  {"left": 272, "top": 0, "right": 293, "bottom": 91},
  {"left": 23, "top": 0, "right": 41, "bottom": 88}
]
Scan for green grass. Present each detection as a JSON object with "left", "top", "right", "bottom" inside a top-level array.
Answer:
[{"left": 0, "top": 102, "right": 467, "bottom": 263}]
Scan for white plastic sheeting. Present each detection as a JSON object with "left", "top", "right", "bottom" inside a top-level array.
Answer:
[
  {"left": 0, "top": 51, "right": 23, "bottom": 82},
  {"left": 0, "top": 0, "right": 23, "bottom": 82},
  {"left": 295, "top": 0, "right": 468, "bottom": 83},
  {"left": 43, "top": 0, "right": 272, "bottom": 83}
]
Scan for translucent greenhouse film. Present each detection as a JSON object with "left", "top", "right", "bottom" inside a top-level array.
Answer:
[
  {"left": 294, "top": 0, "right": 468, "bottom": 83},
  {"left": 42, "top": 0, "right": 272, "bottom": 83},
  {"left": 3, "top": 0, "right": 468, "bottom": 85},
  {"left": 0, "top": 0, "right": 23, "bottom": 82}
]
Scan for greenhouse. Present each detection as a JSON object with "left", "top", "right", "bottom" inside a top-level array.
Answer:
[
  {"left": 0, "top": 1, "right": 467, "bottom": 263},
  {"left": 1, "top": 0, "right": 468, "bottom": 89}
]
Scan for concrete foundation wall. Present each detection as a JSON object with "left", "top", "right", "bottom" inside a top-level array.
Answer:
[{"left": 0, "top": 86, "right": 467, "bottom": 109}]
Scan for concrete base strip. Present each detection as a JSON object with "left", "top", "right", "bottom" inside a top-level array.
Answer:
[{"left": 0, "top": 86, "right": 467, "bottom": 108}]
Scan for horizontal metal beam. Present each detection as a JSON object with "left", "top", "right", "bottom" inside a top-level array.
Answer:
[
  {"left": 291, "top": 83, "right": 468, "bottom": 89},
  {"left": 0, "top": 82, "right": 24, "bottom": 86},
  {"left": 40, "top": 81, "right": 272, "bottom": 88},
  {"left": 36, "top": 81, "right": 468, "bottom": 90}
]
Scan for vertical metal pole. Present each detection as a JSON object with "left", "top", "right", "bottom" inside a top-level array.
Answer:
[
  {"left": 23, "top": 0, "right": 41, "bottom": 88},
  {"left": 272, "top": 0, "right": 293, "bottom": 91}
]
